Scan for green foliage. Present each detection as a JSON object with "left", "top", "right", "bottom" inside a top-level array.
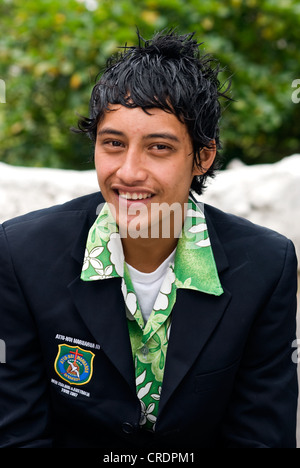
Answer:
[{"left": 0, "top": 0, "right": 299, "bottom": 169}]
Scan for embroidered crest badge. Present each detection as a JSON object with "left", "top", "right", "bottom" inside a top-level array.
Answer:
[{"left": 54, "top": 344, "right": 95, "bottom": 386}]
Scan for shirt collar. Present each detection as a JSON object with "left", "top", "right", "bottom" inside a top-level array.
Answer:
[{"left": 81, "top": 195, "right": 223, "bottom": 297}]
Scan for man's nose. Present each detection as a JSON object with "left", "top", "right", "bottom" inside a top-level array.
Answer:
[{"left": 116, "top": 149, "right": 147, "bottom": 184}]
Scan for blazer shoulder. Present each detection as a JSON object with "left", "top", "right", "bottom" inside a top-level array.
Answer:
[
  {"left": 0, "top": 192, "right": 105, "bottom": 258},
  {"left": 204, "top": 202, "right": 293, "bottom": 245},
  {"left": 203, "top": 203, "right": 297, "bottom": 273},
  {"left": 2, "top": 192, "right": 103, "bottom": 230}
]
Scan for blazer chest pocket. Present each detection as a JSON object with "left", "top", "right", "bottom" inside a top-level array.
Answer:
[{"left": 194, "top": 360, "right": 240, "bottom": 395}]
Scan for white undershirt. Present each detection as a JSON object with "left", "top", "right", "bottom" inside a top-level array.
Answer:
[{"left": 126, "top": 249, "right": 176, "bottom": 323}]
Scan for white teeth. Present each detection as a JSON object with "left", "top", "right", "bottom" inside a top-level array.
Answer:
[{"left": 119, "top": 191, "right": 152, "bottom": 200}]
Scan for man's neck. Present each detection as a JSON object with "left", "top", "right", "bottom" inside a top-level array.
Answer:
[{"left": 122, "top": 236, "right": 178, "bottom": 273}]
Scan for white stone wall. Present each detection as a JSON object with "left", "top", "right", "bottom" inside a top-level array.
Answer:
[
  {"left": 201, "top": 154, "right": 300, "bottom": 264},
  {"left": 0, "top": 162, "right": 99, "bottom": 223}
]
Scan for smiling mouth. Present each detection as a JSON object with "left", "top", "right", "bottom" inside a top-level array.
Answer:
[{"left": 117, "top": 190, "right": 153, "bottom": 200}]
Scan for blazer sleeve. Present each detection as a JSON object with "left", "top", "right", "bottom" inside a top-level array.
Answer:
[
  {"left": 0, "top": 224, "right": 52, "bottom": 447},
  {"left": 222, "top": 239, "right": 298, "bottom": 448}
]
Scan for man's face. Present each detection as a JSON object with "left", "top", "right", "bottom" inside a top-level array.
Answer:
[{"left": 94, "top": 105, "right": 200, "bottom": 237}]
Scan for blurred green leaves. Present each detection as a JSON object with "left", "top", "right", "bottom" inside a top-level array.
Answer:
[{"left": 0, "top": 0, "right": 299, "bottom": 169}]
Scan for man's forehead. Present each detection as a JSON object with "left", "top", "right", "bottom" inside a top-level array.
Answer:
[{"left": 97, "top": 104, "right": 187, "bottom": 137}]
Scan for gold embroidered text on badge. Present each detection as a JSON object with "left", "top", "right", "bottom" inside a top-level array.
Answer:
[{"left": 54, "top": 344, "right": 95, "bottom": 386}]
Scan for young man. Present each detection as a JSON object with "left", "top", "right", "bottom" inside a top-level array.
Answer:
[{"left": 0, "top": 30, "right": 298, "bottom": 449}]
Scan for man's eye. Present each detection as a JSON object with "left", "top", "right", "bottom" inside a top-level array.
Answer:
[
  {"left": 156, "top": 144, "right": 167, "bottom": 150},
  {"left": 152, "top": 144, "right": 172, "bottom": 151},
  {"left": 102, "top": 140, "right": 123, "bottom": 148}
]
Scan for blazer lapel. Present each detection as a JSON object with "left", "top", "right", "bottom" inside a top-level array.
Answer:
[
  {"left": 158, "top": 286, "right": 232, "bottom": 418},
  {"left": 68, "top": 196, "right": 136, "bottom": 395},
  {"left": 158, "top": 207, "right": 232, "bottom": 418},
  {"left": 68, "top": 275, "right": 136, "bottom": 394}
]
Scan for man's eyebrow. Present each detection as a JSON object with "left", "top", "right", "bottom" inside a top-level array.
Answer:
[
  {"left": 143, "top": 133, "right": 180, "bottom": 143},
  {"left": 97, "top": 128, "right": 125, "bottom": 137}
]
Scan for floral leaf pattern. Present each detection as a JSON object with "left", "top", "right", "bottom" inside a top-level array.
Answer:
[
  {"left": 137, "top": 381, "right": 152, "bottom": 400},
  {"left": 82, "top": 247, "right": 104, "bottom": 271},
  {"left": 136, "top": 369, "right": 146, "bottom": 387},
  {"left": 80, "top": 195, "right": 223, "bottom": 431}
]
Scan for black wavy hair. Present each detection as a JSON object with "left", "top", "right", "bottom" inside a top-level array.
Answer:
[{"left": 75, "top": 29, "right": 232, "bottom": 195}]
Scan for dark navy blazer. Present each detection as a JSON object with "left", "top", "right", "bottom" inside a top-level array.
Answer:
[{"left": 0, "top": 192, "right": 298, "bottom": 448}]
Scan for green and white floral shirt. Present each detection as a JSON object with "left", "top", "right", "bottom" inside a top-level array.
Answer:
[{"left": 81, "top": 195, "right": 223, "bottom": 431}]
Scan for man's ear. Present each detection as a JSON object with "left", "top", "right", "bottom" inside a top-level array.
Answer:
[{"left": 192, "top": 141, "right": 217, "bottom": 176}]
